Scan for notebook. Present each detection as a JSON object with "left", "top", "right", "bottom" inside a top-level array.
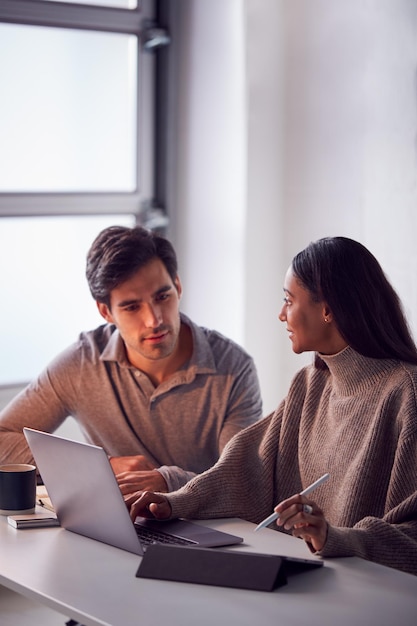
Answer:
[{"left": 24, "top": 428, "right": 243, "bottom": 556}]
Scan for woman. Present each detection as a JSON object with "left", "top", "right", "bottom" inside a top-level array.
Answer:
[{"left": 125, "top": 237, "right": 417, "bottom": 575}]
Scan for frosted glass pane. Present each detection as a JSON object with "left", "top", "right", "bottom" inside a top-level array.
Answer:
[
  {"left": 0, "top": 23, "right": 137, "bottom": 192},
  {"left": 0, "top": 215, "right": 135, "bottom": 384}
]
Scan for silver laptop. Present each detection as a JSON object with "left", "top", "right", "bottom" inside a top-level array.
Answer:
[{"left": 24, "top": 428, "right": 243, "bottom": 556}]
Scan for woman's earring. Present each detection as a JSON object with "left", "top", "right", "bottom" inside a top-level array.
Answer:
[{"left": 324, "top": 316, "right": 329, "bottom": 323}]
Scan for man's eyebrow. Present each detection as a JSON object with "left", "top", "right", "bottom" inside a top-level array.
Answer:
[
  {"left": 154, "top": 285, "right": 173, "bottom": 298},
  {"left": 116, "top": 285, "right": 173, "bottom": 308},
  {"left": 157, "top": 285, "right": 173, "bottom": 294},
  {"left": 116, "top": 297, "right": 140, "bottom": 308}
]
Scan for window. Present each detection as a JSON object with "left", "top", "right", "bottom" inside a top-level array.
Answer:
[
  {"left": 0, "top": 0, "right": 170, "bottom": 386},
  {"left": 0, "top": 215, "right": 136, "bottom": 384},
  {"left": 0, "top": 22, "right": 138, "bottom": 194}
]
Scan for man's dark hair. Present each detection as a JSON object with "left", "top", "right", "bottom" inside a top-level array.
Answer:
[
  {"left": 292, "top": 236, "right": 417, "bottom": 366},
  {"left": 86, "top": 225, "right": 178, "bottom": 307}
]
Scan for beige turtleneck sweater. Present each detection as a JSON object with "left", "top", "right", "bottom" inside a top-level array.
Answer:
[{"left": 166, "top": 346, "right": 417, "bottom": 575}]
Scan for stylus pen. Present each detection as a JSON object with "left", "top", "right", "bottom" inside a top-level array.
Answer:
[{"left": 254, "top": 472, "right": 330, "bottom": 532}]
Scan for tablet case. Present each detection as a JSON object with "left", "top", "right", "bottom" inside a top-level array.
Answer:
[{"left": 136, "top": 544, "right": 323, "bottom": 591}]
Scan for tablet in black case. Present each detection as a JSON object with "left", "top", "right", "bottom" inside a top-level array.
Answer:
[{"left": 136, "top": 544, "right": 323, "bottom": 591}]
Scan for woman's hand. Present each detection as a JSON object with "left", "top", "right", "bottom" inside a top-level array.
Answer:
[
  {"left": 124, "top": 490, "right": 172, "bottom": 522},
  {"left": 274, "top": 494, "right": 328, "bottom": 551}
]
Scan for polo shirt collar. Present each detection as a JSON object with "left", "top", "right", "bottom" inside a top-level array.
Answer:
[{"left": 99, "top": 313, "right": 216, "bottom": 376}]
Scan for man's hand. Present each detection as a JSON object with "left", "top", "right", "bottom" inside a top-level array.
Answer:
[
  {"left": 109, "top": 454, "right": 156, "bottom": 475},
  {"left": 117, "top": 469, "right": 168, "bottom": 494},
  {"left": 124, "top": 490, "right": 172, "bottom": 521}
]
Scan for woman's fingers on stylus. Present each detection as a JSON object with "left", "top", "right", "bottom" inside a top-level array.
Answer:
[{"left": 277, "top": 500, "right": 316, "bottom": 530}]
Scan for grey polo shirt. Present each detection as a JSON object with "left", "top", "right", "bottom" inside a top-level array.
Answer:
[{"left": 0, "top": 313, "right": 263, "bottom": 490}]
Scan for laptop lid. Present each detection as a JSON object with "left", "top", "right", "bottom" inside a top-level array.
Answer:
[{"left": 24, "top": 428, "right": 243, "bottom": 555}]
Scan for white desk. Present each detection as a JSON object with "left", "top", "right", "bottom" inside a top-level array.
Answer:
[{"left": 1, "top": 511, "right": 416, "bottom": 626}]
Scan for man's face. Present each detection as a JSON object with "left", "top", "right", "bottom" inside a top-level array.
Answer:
[{"left": 97, "top": 258, "right": 182, "bottom": 369}]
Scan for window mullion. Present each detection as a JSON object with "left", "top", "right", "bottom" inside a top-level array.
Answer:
[{"left": 0, "top": 0, "right": 145, "bottom": 35}]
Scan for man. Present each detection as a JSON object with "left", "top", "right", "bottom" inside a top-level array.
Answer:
[{"left": 0, "top": 226, "right": 262, "bottom": 492}]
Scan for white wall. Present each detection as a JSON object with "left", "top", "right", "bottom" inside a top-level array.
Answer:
[
  {"left": 169, "top": 0, "right": 417, "bottom": 414},
  {"left": 170, "top": 0, "right": 247, "bottom": 344}
]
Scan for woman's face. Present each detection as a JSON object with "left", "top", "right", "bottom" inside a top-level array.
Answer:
[{"left": 278, "top": 266, "right": 347, "bottom": 355}]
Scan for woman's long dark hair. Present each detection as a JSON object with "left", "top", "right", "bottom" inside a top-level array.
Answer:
[{"left": 292, "top": 237, "right": 417, "bottom": 366}]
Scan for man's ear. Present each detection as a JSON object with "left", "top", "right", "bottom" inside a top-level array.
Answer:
[
  {"left": 96, "top": 301, "right": 114, "bottom": 323},
  {"left": 174, "top": 275, "right": 183, "bottom": 299}
]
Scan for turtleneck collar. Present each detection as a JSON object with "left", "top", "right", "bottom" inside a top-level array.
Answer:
[{"left": 318, "top": 346, "right": 398, "bottom": 396}]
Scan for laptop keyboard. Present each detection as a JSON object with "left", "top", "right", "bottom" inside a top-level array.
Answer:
[{"left": 134, "top": 524, "right": 197, "bottom": 546}]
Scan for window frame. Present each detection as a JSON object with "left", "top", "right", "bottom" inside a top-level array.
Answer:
[{"left": 0, "top": 0, "right": 161, "bottom": 219}]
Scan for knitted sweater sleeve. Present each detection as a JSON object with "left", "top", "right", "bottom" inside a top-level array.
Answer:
[
  {"left": 317, "top": 429, "right": 417, "bottom": 575},
  {"left": 166, "top": 406, "right": 284, "bottom": 522},
  {"left": 321, "top": 504, "right": 417, "bottom": 575}
]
